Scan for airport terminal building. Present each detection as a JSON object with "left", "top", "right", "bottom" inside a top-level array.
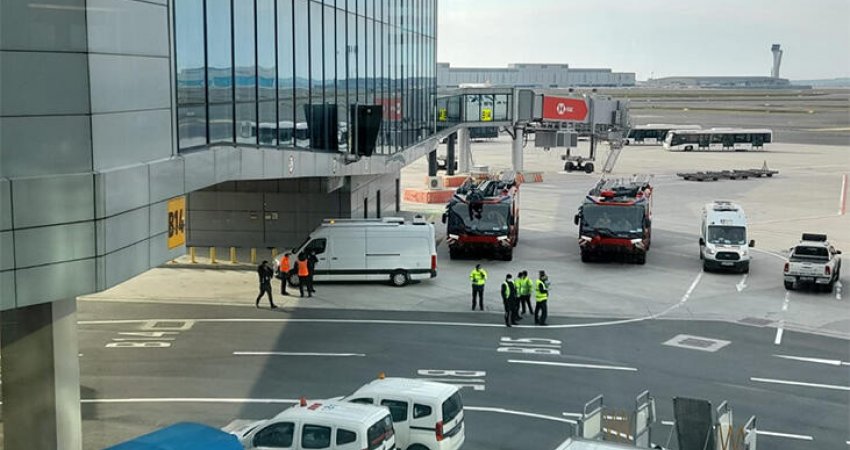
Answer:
[
  {"left": 437, "top": 62, "right": 636, "bottom": 88},
  {"left": 0, "top": 1, "right": 437, "bottom": 448}
]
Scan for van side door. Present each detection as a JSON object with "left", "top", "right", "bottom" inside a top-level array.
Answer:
[
  {"left": 300, "top": 423, "right": 332, "bottom": 450},
  {"left": 303, "top": 238, "right": 329, "bottom": 280},
  {"left": 329, "top": 229, "right": 366, "bottom": 281},
  {"left": 410, "top": 402, "right": 436, "bottom": 446},
  {"left": 250, "top": 421, "right": 296, "bottom": 450},
  {"left": 379, "top": 398, "right": 410, "bottom": 447}
]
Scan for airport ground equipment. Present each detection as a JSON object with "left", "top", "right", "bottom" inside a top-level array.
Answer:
[
  {"left": 784, "top": 233, "right": 842, "bottom": 292},
  {"left": 677, "top": 161, "right": 778, "bottom": 181},
  {"left": 574, "top": 175, "right": 653, "bottom": 264},
  {"left": 442, "top": 172, "right": 519, "bottom": 261}
]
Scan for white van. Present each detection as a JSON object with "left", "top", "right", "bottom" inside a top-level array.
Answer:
[
  {"left": 699, "top": 201, "right": 755, "bottom": 273},
  {"left": 345, "top": 377, "right": 466, "bottom": 450},
  {"left": 287, "top": 217, "right": 437, "bottom": 287},
  {"left": 229, "top": 399, "right": 396, "bottom": 450}
]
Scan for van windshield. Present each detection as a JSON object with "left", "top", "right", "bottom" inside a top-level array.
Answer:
[
  {"left": 441, "top": 392, "right": 463, "bottom": 423},
  {"left": 367, "top": 414, "right": 394, "bottom": 450},
  {"left": 707, "top": 225, "right": 746, "bottom": 245}
]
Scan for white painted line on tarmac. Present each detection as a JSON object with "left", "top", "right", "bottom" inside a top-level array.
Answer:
[
  {"left": 561, "top": 412, "right": 582, "bottom": 418},
  {"left": 79, "top": 398, "right": 300, "bottom": 404},
  {"left": 839, "top": 173, "right": 848, "bottom": 216},
  {"left": 660, "top": 420, "right": 675, "bottom": 426},
  {"left": 774, "top": 326, "right": 784, "bottom": 345},
  {"left": 836, "top": 281, "right": 843, "bottom": 300},
  {"left": 233, "top": 351, "right": 365, "bottom": 357},
  {"left": 774, "top": 354, "right": 849, "bottom": 367},
  {"left": 750, "top": 377, "right": 850, "bottom": 392},
  {"left": 465, "top": 406, "right": 576, "bottom": 424},
  {"left": 509, "top": 359, "right": 638, "bottom": 372},
  {"left": 736, "top": 274, "right": 748, "bottom": 292},
  {"left": 782, "top": 291, "right": 791, "bottom": 311},
  {"left": 755, "top": 430, "right": 814, "bottom": 441}
]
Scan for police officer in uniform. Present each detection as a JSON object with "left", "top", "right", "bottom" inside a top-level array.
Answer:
[
  {"left": 501, "top": 274, "right": 519, "bottom": 327},
  {"left": 469, "top": 264, "right": 488, "bottom": 311},
  {"left": 534, "top": 270, "right": 550, "bottom": 325},
  {"left": 255, "top": 260, "right": 277, "bottom": 308}
]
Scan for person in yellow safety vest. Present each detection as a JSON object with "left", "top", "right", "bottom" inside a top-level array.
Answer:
[
  {"left": 515, "top": 270, "right": 533, "bottom": 316},
  {"left": 276, "top": 252, "right": 291, "bottom": 296},
  {"left": 534, "top": 270, "right": 550, "bottom": 326},
  {"left": 501, "top": 274, "right": 519, "bottom": 327},
  {"left": 469, "top": 264, "right": 488, "bottom": 311}
]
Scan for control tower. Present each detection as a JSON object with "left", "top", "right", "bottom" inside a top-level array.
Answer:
[{"left": 771, "top": 44, "right": 783, "bottom": 78}]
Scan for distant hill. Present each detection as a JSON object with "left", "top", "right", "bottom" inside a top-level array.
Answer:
[{"left": 792, "top": 77, "right": 850, "bottom": 87}]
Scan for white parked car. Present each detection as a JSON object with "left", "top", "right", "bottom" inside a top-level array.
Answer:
[
  {"left": 784, "top": 233, "right": 842, "bottom": 292},
  {"left": 345, "top": 377, "right": 466, "bottom": 450},
  {"left": 229, "top": 399, "right": 396, "bottom": 450}
]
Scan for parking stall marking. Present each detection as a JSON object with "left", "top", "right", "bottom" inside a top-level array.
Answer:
[
  {"left": 508, "top": 359, "right": 638, "bottom": 372},
  {"left": 497, "top": 337, "right": 562, "bottom": 356},
  {"left": 736, "top": 274, "right": 748, "bottom": 292},
  {"left": 774, "top": 291, "right": 792, "bottom": 345},
  {"left": 416, "top": 369, "right": 486, "bottom": 391},
  {"left": 750, "top": 377, "right": 850, "bottom": 392}
]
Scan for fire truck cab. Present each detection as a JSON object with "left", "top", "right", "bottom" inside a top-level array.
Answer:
[
  {"left": 574, "top": 176, "right": 653, "bottom": 264},
  {"left": 442, "top": 173, "right": 520, "bottom": 261}
]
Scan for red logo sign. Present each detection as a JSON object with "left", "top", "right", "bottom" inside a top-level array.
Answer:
[
  {"left": 377, "top": 97, "right": 402, "bottom": 121},
  {"left": 542, "top": 96, "right": 588, "bottom": 122}
]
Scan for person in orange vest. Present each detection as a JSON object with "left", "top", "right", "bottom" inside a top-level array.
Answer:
[
  {"left": 296, "top": 252, "right": 311, "bottom": 298},
  {"left": 276, "top": 252, "right": 291, "bottom": 296}
]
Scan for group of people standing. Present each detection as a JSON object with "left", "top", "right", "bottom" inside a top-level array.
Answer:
[
  {"left": 255, "top": 251, "right": 318, "bottom": 308},
  {"left": 469, "top": 264, "right": 551, "bottom": 327}
]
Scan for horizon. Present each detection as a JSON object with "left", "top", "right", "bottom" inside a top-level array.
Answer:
[{"left": 437, "top": 0, "right": 850, "bottom": 81}]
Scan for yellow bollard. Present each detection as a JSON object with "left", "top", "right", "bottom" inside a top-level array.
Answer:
[
  {"left": 210, "top": 247, "right": 217, "bottom": 264},
  {"left": 190, "top": 247, "right": 197, "bottom": 263},
  {"left": 250, "top": 248, "right": 257, "bottom": 264},
  {"left": 230, "top": 247, "right": 237, "bottom": 264},
  {"left": 271, "top": 247, "right": 278, "bottom": 260}
]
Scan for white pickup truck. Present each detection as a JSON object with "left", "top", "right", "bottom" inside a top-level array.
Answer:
[{"left": 784, "top": 233, "right": 842, "bottom": 292}]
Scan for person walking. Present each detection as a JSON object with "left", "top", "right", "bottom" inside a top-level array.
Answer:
[
  {"left": 276, "top": 252, "right": 291, "bottom": 296},
  {"left": 501, "top": 274, "right": 519, "bottom": 327},
  {"left": 516, "top": 271, "right": 533, "bottom": 316},
  {"left": 296, "top": 252, "right": 311, "bottom": 298},
  {"left": 469, "top": 264, "right": 488, "bottom": 311},
  {"left": 255, "top": 260, "right": 277, "bottom": 308},
  {"left": 534, "top": 270, "right": 550, "bottom": 325},
  {"left": 306, "top": 251, "right": 318, "bottom": 295}
]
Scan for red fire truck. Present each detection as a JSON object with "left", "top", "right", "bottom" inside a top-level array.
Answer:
[
  {"left": 573, "top": 176, "right": 653, "bottom": 264},
  {"left": 442, "top": 173, "right": 520, "bottom": 261}
]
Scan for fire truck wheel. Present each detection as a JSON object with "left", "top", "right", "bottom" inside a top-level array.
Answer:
[
  {"left": 584, "top": 163, "right": 595, "bottom": 174},
  {"left": 449, "top": 248, "right": 459, "bottom": 260},
  {"left": 635, "top": 253, "right": 646, "bottom": 265},
  {"left": 502, "top": 249, "right": 513, "bottom": 261},
  {"left": 580, "top": 252, "right": 591, "bottom": 263},
  {"left": 390, "top": 270, "right": 409, "bottom": 287}
]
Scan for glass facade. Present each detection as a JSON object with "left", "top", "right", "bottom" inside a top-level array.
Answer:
[{"left": 175, "top": 0, "right": 438, "bottom": 154}]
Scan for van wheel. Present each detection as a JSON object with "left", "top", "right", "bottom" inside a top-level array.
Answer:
[
  {"left": 407, "top": 445, "right": 430, "bottom": 450},
  {"left": 287, "top": 271, "right": 301, "bottom": 287},
  {"left": 390, "top": 270, "right": 409, "bottom": 287}
]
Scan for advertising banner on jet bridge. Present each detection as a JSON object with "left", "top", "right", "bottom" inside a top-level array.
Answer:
[{"left": 541, "top": 96, "right": 589, "bottom": 122}]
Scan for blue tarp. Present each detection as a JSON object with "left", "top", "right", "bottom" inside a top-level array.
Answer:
[{"left": 105, "top": 422, "right": 242, "bottom": 450}]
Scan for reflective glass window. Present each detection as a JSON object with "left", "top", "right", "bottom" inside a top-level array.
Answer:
[
  {"left": 324, "top": 5, "right": 336, "bottom": 107},
  {"left": 337, "top": 8, "right": 348, "bottom": 151},
  {"left": 278, "top": 0, "right": 294, "bottom": 146},
  {"left": 258, "top": 0, "right": 277, "bottom": 144},
  {"left": 310, "top": 1, "right": 324, "bottom": 105},
  {"left": 206, "top": 0, "right": 233, "bottom": 109},
  {"left": 236, "top": 102, "right": 258, "bottom": 144},
  {"left": 347, "top": 12, "right": 357, "bottom": 108},
  {"left": 234, "top": 0, "right": 256, "bottom": 103},
  {"left": 294, "top": 0, "right": 309, "bottom": 147},
  {"left": 209, "top": 103, "right": 234, "bottom": 142},
  {"left": 175, "top": 0, "right": 206, "bottom": 148},
  {"left": 366, "top": 18, "right": 375, "bottom": 104},
  {"left": 358, "top": 15, "right": 366, "bottom": 103}
]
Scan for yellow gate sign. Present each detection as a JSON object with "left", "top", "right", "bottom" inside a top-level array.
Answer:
[
  {"left": 167, "top": 196, "right": 186, "bottom": 249},
  {"left": 438, "top": 108, "right": 448, "bottom": 122},
  {"left": 481, "top": 108, "right": 493, "bottom": 122}
]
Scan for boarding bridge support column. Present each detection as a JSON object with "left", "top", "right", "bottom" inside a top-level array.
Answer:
[
  {"left": 457, "top": 127, "right": 471, "bottom": 173},
  {"left": 512, "top": 126, "right": 524, "bottom": 172},
  {"left": 427, "top": 149, "right": 438, "bottom": 176},
  {"left": 446, "top": 132, "right": 457, "bottom": 176},
  {"left": 0, "top": 299, "right": 82, "bottom": 450}
]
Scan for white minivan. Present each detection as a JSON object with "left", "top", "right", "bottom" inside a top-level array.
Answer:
[
  {"left": 229, "top": 400, "right": 396, "bottom": 450},
  {"left": 287, "top": 217, "right": 437, "bottom": 287},
  {"left": 345, "top": 377, "right": 466, "bottom": 450},
  {"left": 699, "top": 201, "right": 755, "bottom": 273}
]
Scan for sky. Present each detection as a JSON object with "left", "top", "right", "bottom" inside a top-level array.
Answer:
[{"left": 437, "top": 0, "right": 850, "bottom": 81}]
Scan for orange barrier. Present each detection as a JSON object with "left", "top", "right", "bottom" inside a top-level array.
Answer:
[
  {"left": 403, "top": 188, "right": 455, "bottom": 204},
  {"left": 515, "top": 172, "right": 544, "bottom": 184},
  {"left": 442, "top": 175, "right": 470, "bottom": 188}
]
